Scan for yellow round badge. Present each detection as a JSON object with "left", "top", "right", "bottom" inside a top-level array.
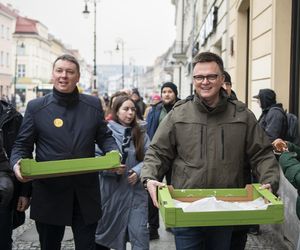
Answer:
[{"left": 53, "top": 118, "right": 63, "bottom": 128}]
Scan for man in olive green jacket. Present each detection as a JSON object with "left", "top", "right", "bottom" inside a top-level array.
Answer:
[{"left": 141, "top": 52, "right": 279, "bottom": 250}]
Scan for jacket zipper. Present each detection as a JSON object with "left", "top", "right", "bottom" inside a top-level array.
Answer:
[
  {"left": 221, "top": 127, "right": 224, "bottom": 160},
  {"left": 200, "top": 125, "right": 203, "bottom": 159}
]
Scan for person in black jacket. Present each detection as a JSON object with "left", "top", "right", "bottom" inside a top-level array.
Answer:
[
  {"left": 0, "top": 100, "right": 30, "bottom": 250},
  {"left": 131, "top": 88, "right": 146, "bottom": 120},
  {"left": 11, "top": 54, "right": 119, "bottom": 250},
  {"left": 254, "top": 88, "right": 287, "bottom": 142},
  {"left": 222, "top": 71, "right": 237, "bottom": 100},
  {"left": 251, "top": 88, "right": 286, "bottom": 236}
]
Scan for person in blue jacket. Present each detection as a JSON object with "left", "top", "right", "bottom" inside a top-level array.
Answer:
[
  {"left": 146, "top": 82, "right": 179, "bottom": 140},
  {"left": 145, "top": 81, "right": 179, "bottom": 240},
  {"left": 10, "top": 54, "right": 119, "bottom": 250},
  {"left": 95, "top": 95, "right": 150, "bottom": 250}
]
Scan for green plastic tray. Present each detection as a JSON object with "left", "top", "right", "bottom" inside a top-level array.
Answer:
[
  {"left": 20, "top": 151, "right": 120, "bottom": 179},
  {"left": 158, "top": 184, "right": 284, "bottom": 227}
]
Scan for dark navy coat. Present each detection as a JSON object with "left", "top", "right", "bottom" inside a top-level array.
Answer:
[
  {"left": 10, "top": 91, "right": 118, "bottom": 225},
  {"left": 146, "top": 102, "right": 163, "bottom": 140}
]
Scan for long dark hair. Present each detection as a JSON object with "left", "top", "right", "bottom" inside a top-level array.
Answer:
[{"left": 111, "top": 96, "right": 145, "bottom": 162}]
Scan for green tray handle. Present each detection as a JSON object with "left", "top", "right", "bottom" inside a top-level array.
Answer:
[
  {"left": 158, "top": 186, "right": 174, "bottom": 207},
  {"left": 252, "top": 183, "right": 282, "bottom": 205}
]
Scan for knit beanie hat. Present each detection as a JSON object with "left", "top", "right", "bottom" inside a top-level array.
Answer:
[
  {"left": 223, "top": 71, "right": 231, "bottom": 85},
  {"left": 151, "top": 94, "right": 161, "bottom": 101},
  {"left": 161, "top": 82, "right": 178, "bottom": 96}
]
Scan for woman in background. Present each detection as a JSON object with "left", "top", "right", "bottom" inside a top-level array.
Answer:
[
  {"left": 95, "top": 96, "right": 150, "bottom": 250},
  {"left": 105, "top": 91, "right": 128, "bottom": 121}
]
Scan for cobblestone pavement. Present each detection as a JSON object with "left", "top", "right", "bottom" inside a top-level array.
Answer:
[{"left": 12, "top": 212, "right": 290, "bottom": 250}]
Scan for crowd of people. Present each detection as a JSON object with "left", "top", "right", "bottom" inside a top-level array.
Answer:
[{"left": 1, "top": 51, "right": 297, "bottom": 250}]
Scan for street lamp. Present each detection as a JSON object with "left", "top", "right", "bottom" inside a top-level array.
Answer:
[
  {"left": 82, "top": 0, "right": 98, "bottom": 91},
  {"left": 13, "top": 41, "right": 24, "bottom": 107},
  {"left": 115, "top": 38, "right": 124, "bottom": 89}
]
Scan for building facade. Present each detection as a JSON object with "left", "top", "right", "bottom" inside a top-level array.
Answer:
[
  {"left": 0, "top": 3, "right": 94, "bottom": 106},
  {"left": 0, "top": 3, "right": 16, "bottom": 100},
  {"left": 13, "top": 16, "right": 53, "bottom": 102},
  {"left": 169, "top": 0, "right": 300, "bottom": 119}
]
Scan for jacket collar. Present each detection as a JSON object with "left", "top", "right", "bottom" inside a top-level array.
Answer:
[
  {"left": 193, "top": 89, "right": 228, "bottom": 114},
  {"left": 52, "top": 87, "right": 79, "bottom": 106},
  {"left": 108, "top": 120, "right": 131, "bottom": 143}
]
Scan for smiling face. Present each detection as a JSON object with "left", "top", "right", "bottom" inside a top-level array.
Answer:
[
  {"left": 52, "top": 59, "right": 80, "bottom": 93},
  {"left": 193, "top": 61, "right": 224, "bottom": 107},
  {"left": 117, "top": 99, "right": 136, "bottom": 126}
]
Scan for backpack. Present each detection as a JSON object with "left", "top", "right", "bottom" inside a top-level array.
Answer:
[
  {"left": 285, "top": 112, "right": 300, "bottom": 145},
  {"left": 271, "top": 106, "right": 299, "bottom": 144}
]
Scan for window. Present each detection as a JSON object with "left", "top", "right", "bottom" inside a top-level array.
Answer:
[
  {"left": 1, "top": 25, "right": 4, "bottom": 38},
  {"left": 6, "top": 27, "right": 9, "bottom": 40},
  {"left": 6, "top": 52, "right": 9, "bottom": 67},
  {"left": 17, "top": 43, "right": 25, "bottom": 56},
  {"left": 17, "top": 64, "right": 26, "bottom": 77},
  {"left": 0, "top": 51, "right": 3, "bottom": 66}
]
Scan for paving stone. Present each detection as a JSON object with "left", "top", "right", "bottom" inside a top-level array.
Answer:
[{"left": 12, "top": 216, "right": 290, "bottom": 249}]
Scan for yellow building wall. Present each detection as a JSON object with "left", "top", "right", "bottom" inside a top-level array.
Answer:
[
  {"left": 231, "top": 0, "right": 292, "bottom": 117},
  {"left": 272, "top": 0, "right": 292, "bottom": 111}
]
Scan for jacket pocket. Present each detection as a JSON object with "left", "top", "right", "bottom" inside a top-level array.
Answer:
[
  {"left": 175, "top": 123, "right": 203, "bottom": 164},
  {"left": 217, "top": 122, "right": 247, "bottom": 161}
]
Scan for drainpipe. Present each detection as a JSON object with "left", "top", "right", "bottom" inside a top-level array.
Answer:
[
  {"left": 225, "top": 0, "right": 230, "bottom": 68},
  {"left": 179, "top": 0, "right": 185, "bottom": 96},
  {"left": 190, "top": 0, "right": 196, "bottom": 95}
]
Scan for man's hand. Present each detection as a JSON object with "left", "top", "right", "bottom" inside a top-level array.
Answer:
[
  {"left": 17, "top": 196, "right": 30, "bottom": 212},
  {"left": 127, "top": 170, "right": 137, "bottom": 185},
  {"left": 13, "top": 160, "right": 32, "bottom": 183},
  {"left": 147, "top": 180, "right": 166, "bottom": 208},
  {"left": 260, "top": 183, "right": 272, "bottom": 193},
  {"left": 272, "top": 138, "right": 288, "bottom": 153}
]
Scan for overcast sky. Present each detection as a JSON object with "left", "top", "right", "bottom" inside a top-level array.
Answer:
[{"left": 3, "top": 0, "right": 176, "bottom": 66}]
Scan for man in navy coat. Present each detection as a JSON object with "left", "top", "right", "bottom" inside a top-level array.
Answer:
[{"left": 11, "top": 54, "right": 118, "bottom": 250}]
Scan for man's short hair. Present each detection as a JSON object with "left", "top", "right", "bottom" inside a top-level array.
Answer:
[
  {"left": 53, "top": 54, "right": 80, "bottom": 73},
  {"left": 192, "top": 52, "right": 224, "bottom": 73}
]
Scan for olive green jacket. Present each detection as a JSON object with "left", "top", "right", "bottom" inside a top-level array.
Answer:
[{"left": 141, "top": 93, "right": 279, "bottom": 191}]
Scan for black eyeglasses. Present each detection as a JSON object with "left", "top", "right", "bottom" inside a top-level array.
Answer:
[{"left": 193, "top": 74, "right": 220, "bottom": 83}]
